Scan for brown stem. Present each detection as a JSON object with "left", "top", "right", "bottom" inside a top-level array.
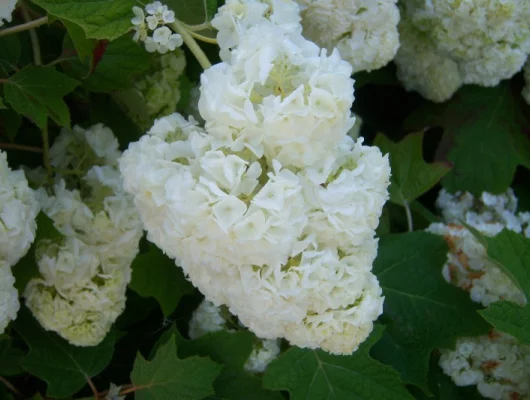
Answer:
[
  {"left": 87, "top": 378, "right": 100, "bottom": 400},
  {"left": 0, "top": 143, "right": 44, "bottom": 153},
  {"left": 119, "top": 385, "right": 145, "bottom": 395},
  {"left": 0, "top": 376, "right": 24, "bottom": 398}
]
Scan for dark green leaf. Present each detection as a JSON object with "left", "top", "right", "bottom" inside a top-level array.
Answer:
[
  {"left": 32, "top": 0, "right": 136, "bottom": 40},
  {"left": 0, "top": 109, "right": 23, "bottom": 142},
  {"left": 61, "top": 19, "right": 96, "bottom": 61},
  {"left": 131, "top": 334, "right": 222, "bottom": 400},
  {"left": 374, "top": 132, "right": 451, "bottom": 206},
  {"left": 263, "top": 325, "right": 413, "bottom": 400},
  {"left": 14, "top": 306, "right": 115, "bottom": 398},
  {"left": 0, "top": 335, "right": 25, "bottom": 376},
  {"left": 405, "top": 84, "right": 530, "bottom": 194},
  {"left": 166, "top": 0, "right": 218, "bottom": 25},
  {"left": 3, "top": 66, "right": 79, "bottom": 130},
  {"left": 83, "top": 36, "right": 151, "bottom": 92},
  {"left": 0, "top": 35, "right": 21, "bottom": 78},
  {"left": 130, "top": 243, "right": 194, "bottom": 317},
  {"left": 372, "top": 232, "right": 490, "bottom": 392}
]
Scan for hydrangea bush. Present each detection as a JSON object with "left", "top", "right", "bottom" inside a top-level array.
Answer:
[{"left": 0, "top": 0, "right": 529, "bottom": 399}]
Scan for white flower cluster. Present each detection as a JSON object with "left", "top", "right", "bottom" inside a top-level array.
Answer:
[
  {"left": 0, "top": 0, "right": 17, "bottom": 27},
  {"left": 0, "top": 150, "right": 40, "bottom": 334},
  {"left": 115, "top": 51, "right": 187, "bottom": 130},
  {"left": 396, "top": 1, "right": 530, "bottom": 102},
  {"left": 440, "top": 331, "right": 530, "bottom": 400},
  {"left": 189, "top": 299, "right": 281, "bottom": 373},
  {"left": 132, "top": 1, "right": 183, "bottom": 54},
  {"left": 295, "top": 0, "right": 400, "bottom": 73},
  {"left": 523, "top": 60, "right": 530, "bottom": 105},
  {"left": 427, "top": 189, "right": 529, "bottom": 307},
  {"left": 24, "top": 125, "right": 143, "bottom": 346}
]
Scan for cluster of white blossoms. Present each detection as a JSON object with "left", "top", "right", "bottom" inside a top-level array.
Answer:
[
  {"left": 132, "top": 1, "right": 183, "bottom": 54},
  {"left": 427, "top": 189, "right": 529, "bottom": 307},
  {"left": 115, "top": 51, "right": 187, "bottom": 130},
  {"left": 523, "top": 60, "right": 530, "bottom": 105},
  {"left": 121, "top": 0, "right": 390, "bottom": 354},
  {"left": 0, "top": 0, "right": 17, "bottom": 27},
  {"left": 189, "top": 299, "right": 281, "bottom": 373},
  {"left": 0, "top": 150, "right": 40, "bottom": 334},
  {"left": 395, "top": 0, "right": 530, "bottom": 102},
  {"left": 294, "top": 0, "right": 400, "bottom": 73},
  {"left": 427, "top": 189, "right": 530, "bottom": 399},
  {"left": 24, "top": 124, "right": 143, "bottom": 346},
  {"left": 440, "top": 331, "right": 530, "bottom": 400}
]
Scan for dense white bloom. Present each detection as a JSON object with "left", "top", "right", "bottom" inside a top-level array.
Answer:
[
  {"left": 199, "top": 24, "right": 355, "bottom": 168},
  {"left": 245, "top": 339, "right": 281, "bottom": 373},
  {"left": 114, "top": 51, "right": 186, "bottom": 130},
  {"left": 440, "top": 331, "right": 530, "bottom": 400},
  {"left": 523, "top": 60, "right": 530, "bottom": 105},
  {"left": 0, "top": 0, "right": 17, "bottom": 27},
  {"left": 0, "top": 260, "right": 19, "bottom": 334},
  {"left": 427, "top": 189, "right": 529, "bottom": 307},
  {"left": 24, "top": 125, "right": 142, "bottom": 346},
  {"left": 396, "top": 1, "right": 530, "bottom": 102},
  {"left": 295, "top": 0, "right": 399, "bottom": 73},
  {"left": 131, "top": 1, "right": 182, "bottom": 54},
  {"left": 0, "top": 150, "right": 40, "bottom": 266},
  {"left": 120, "top": 113, "right": 390, "bottom": 354},
  {"left": 212, "top": 0, "right": 302, "bottom": 60}
]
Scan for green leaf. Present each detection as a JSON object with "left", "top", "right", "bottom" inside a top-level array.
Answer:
[
  {"left": 131, "top": 334, "right": 222, "bottom": 400},
  {"left": 0, "top": 35, "right": 21, "bottom": 78},
  {"left": 31, "top": 0, "right": 136, "bottom": 40},
  {"left": 0, "top": 335, "right": 25, "bottom": 376},
  {"left": 61, "top": 19, "right": 96, "bottom": 61},
  {"left": 130, "top": 243, "right": 194, "bottom": 317},
  {"left": 475, "top": 230, "right": 530, "bottom": 345},
  {"left": 3, "top": 66, "right": 79, "bottom": 130},
  {"left": 165, "top": 0, "right": 218, "bottom": 25},
  {"left": 83, "top": 36, "right": 151, "bottom": 92},
  {"left": 374, "top": 132, "right": 451, "bottom": 206},
  {"left": 371, "top": 232, "right": 490, "bottom": 392},
  {"left": 263, "top": 325, "right": 412, "bottom": 400},
  {"left": 0, "top": 109, "right": 23, "bottom": 142},
  {"left": 13, "top": 212, "right": 63, "bottom": 292},
  {"left": 14, "top": 306, "right": 115, "bottom": 398},
  {"left": 405, "top": 84, "right": 530, "bottom": 194},
  {"left": 0, "top": 96, "right": 5, "bottom": 109}
]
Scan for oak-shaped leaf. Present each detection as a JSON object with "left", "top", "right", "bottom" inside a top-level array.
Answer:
[{"left": 263, "top": 325, "right": 413, "bottom": 400}]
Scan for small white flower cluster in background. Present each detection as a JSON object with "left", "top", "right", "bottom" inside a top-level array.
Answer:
[
  {"left": 189, "top": 300, "right": 281, "bottom": 374},
  {"left": 440, "top": 331, "right": 530, "bottom": 400},
  {"left": 132, "top": 1, "right": 183, "bottom": 54},
  {"left": 523, "top": 60, "right": 530, "bottom": 105},
  {"left": 0, "top": 150, "right": 40, "bottom": 334},
  {"left": 428, "top": 189, "right": 530, "bottom": 399},
  {"left": 23, "top": 124, "right": 143, "bottom": 347},
  {"left": 427, "top": 189, "right": 529, "bottom": 307},
  {"left": 294, "top": 0, "right": 400, "bottom": 74},
  {"left": 121, "top": 0, "right": 390, "bottom": 355},
  {"left": 0, "top": 0, "right": 17, "bottom": 27},
  {"left": 114, "top": 51, "right": 187, "bottom": 130},
  {"left": 395, "top": 0, "right": 530, "bottom": 102}
]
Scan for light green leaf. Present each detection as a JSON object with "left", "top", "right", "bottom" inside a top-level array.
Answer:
[
  {"left": 371, "top": 232, "right": 490, "bottom": 392},
  {"left": 14, "top": 306, "right": 115, "bottom": 399},
  {"left": 0, "top": 335, "right": 25, "bottom": 376},
  {"left": 31, "top": 0, "right": 136, "bottom": 40},
  {"left": 61, "top": 18, "right": 96, "bottom": 61},
  {"left": 405, "top": 84, "right": 530, "bottom": 194},
  {"left": 3, "top": 66, "right": 79, "bottom": 130},
  {"left": 131, "top": 334, "right": 222, "bottom": 400},
  {"left": 475, "top": 229, "right": 530, "bottom": 345},
  {"left": 130, "top": 243, "right": 194, "bottom": 317},
  {"left": 263, "top": 325, "right": 412, "bottom": 400},
  {"left": 83, "top": 36, "right": 150, "bottom": 92},
  {"left": 374, "top": 132, "right": 451, "bottom": 206}
]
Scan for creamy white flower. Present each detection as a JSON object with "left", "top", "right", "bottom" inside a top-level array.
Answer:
[
  {"left": 295, "top": 0, "right": 400, "bottom": 73},
  {"left": 0, "top": 0, "right": 17, "bottom": 27},
  {"left": 0, "top": 150, "right": 40, "bottom": 266},
  {"left": 440, "top": 331, "right": 530, "bottom": 400},
  {"left": 244, "top": 339, "right": 281, "bottom": 373},
  {"left": 120, "top": 112, "right": 390, "bottom": 354},
  {"left": 188, "top": 299, "right": 229, "bottom": 339},
  {"left": 0, "top": 259, "right": 19, "bottom": 334},
  {"left": 396, "top": 0, "right": 530, "bottom": 102},
  {"left": 523, "top": 60, "right": 530, "bottom": 105},
  {"left": 199, "top": 24, "right": 355, "bottom": 168}
]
